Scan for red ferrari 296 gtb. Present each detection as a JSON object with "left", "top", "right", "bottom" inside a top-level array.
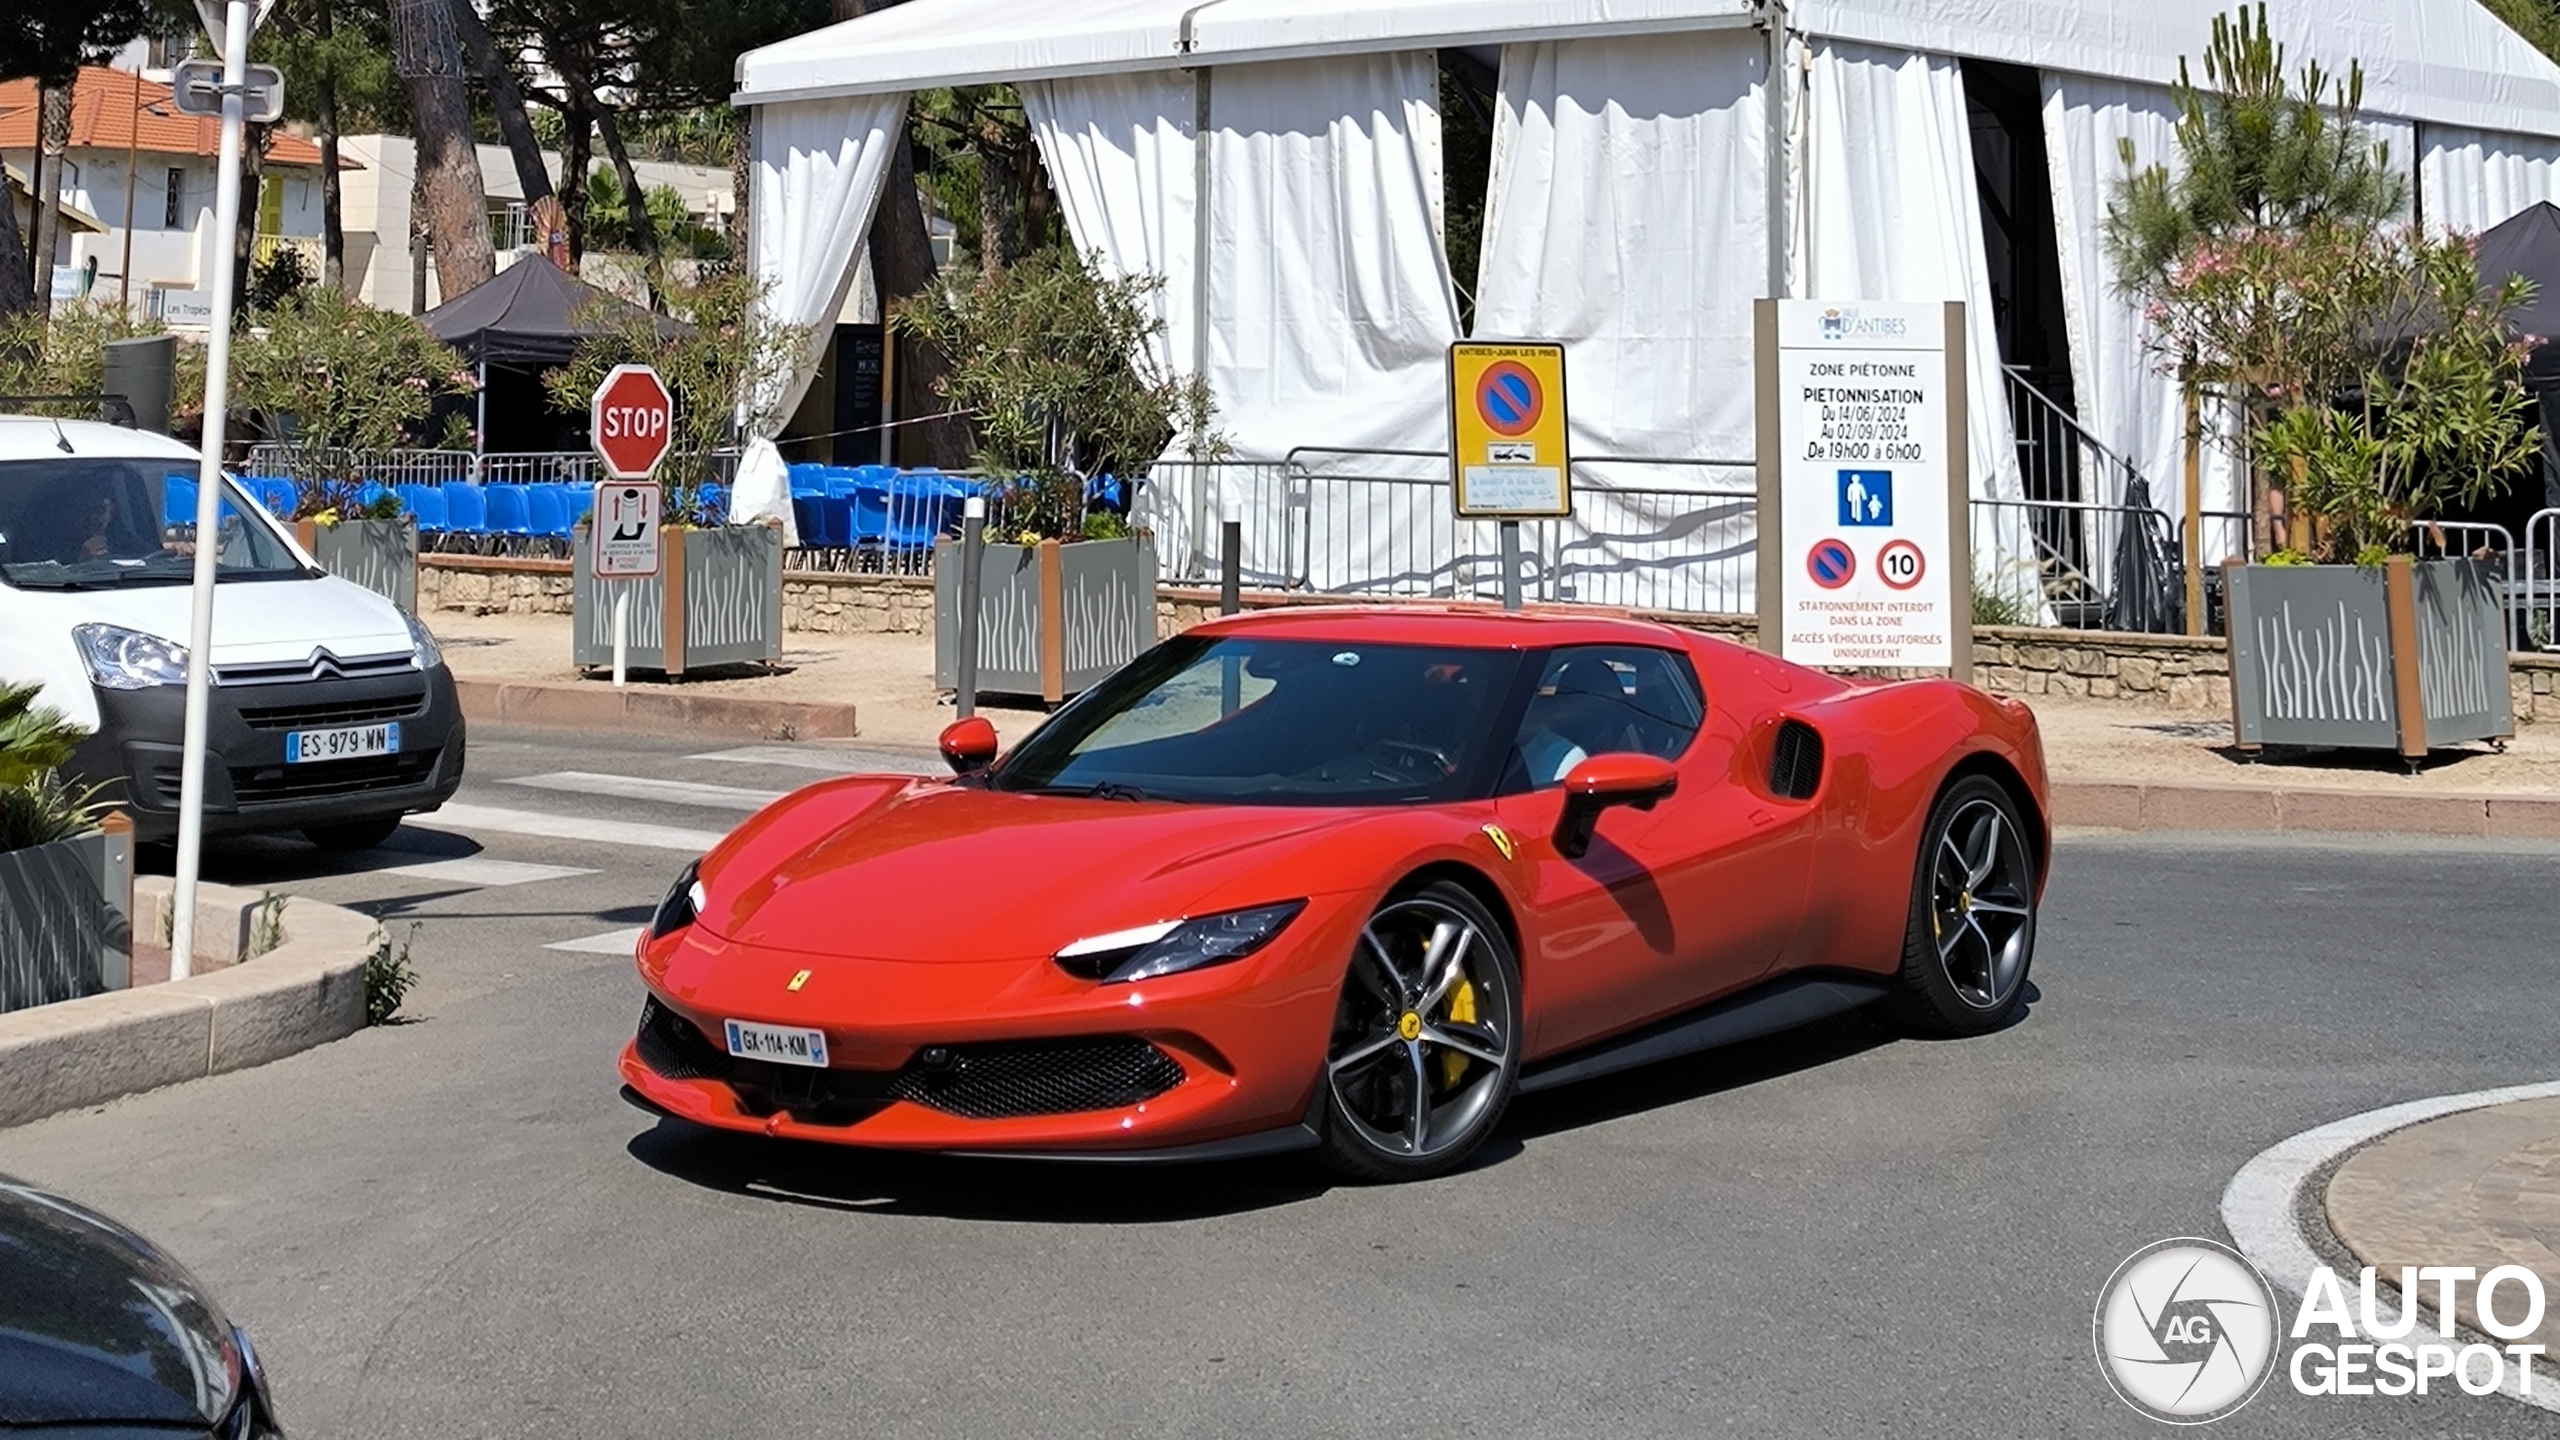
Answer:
[{"left": 621, "top": 607, "right": 2048, "bottom": 1180}]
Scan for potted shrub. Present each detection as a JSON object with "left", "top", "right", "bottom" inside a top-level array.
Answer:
[
  {"left": 231, "top": 288, "right": 473, "bottom": 611},
  {"left": 547, "top": 270, "right": 795, "bottom": 675},
  {"left": 895, "top": 251, "right": 1218, "bottom": 702},
  {"left": 0, "top": 683, "right": 129, "bottom": 1013},
  {"left": 2109, "top": 14, "right": 2531, "bottom": 756}
]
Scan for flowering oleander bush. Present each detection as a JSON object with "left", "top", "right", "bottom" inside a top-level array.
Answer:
[
  {"left": 2108, "top": 5, "right": 2538, "bottom": 563},
  {"left": 231, "top": 288, "right": 475, "bottom": 519}
]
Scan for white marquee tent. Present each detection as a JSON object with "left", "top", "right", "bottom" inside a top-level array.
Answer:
[{"left": 733, "top": 0, "right": 2560, "bottom": 605}]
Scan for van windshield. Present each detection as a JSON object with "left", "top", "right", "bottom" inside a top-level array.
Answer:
[{"left": 0, "top": 459, "right": 309, "bottom": 590}]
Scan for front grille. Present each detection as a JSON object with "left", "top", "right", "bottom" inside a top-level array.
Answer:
[
  {"left": 236, "top": 687, "right": 427, "bottom": 731},
  {"left": 890, "top": 1037, "right": 1185, "bottom": 1120},
  {"left": 216, "top": 651, "right": 416, "bottom": 686},
  {"left": 230, "top": 750, "right": 440, "bottom": 801},
  {"left": 1770, "top": 719, "right": 1824, "bottom": 801},
  {"left": 631, "top": 1001, "right": 1186, "bottom": 1126}
]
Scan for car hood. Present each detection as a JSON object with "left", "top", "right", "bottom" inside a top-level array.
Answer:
[
  {"left": 0, "top": 1178, "right": 240, "bottom": 1428},
  {"left": 704, "top": 782, "right": 1388, "bottom": 962},
  {"left": 25, "top": 573, "right": 411, "bottom": 668}
]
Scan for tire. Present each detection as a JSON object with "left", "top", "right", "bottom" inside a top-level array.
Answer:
[
  {"left": 1316, "top": 880, "right": 1522, "bottom": 1182},
  {"left": 303, "top": 816, "right": 403, "bottom": 852},
  {"left": 1884, "top": 774, "right": 2039, "bottom": 1036}
]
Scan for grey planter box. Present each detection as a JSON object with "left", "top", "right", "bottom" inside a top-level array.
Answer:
[
  {"left": 2226, "top": 557, "right": 2513, "bottom": 755},
  {"left": 572, "top": 522, "right": 784, "bottom": 675},
  {"left": 298, "top": 516, "right": 417, "bottom": 612},
  {"left": 934, "top": 537, "right": 1157, "bottom": 702},
  {"left": 0, "top": 828, "right": 133, "bottom": 1015}
]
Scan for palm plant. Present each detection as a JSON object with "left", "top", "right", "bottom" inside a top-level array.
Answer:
[{"left": 0, "top": 681, "right": 103, "bottom": 853}]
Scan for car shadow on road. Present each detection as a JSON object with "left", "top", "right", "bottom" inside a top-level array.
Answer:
[
  {"left": 624, "top": 1117, "right": 1334, "bottom": 1223},
  {"left": 623, "top": 986, "right": 2041, "bottom": 1219}
]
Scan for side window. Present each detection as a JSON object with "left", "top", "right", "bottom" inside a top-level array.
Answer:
[{"left": 1503, "top": 645, "right": 1706, "bottom": 792}]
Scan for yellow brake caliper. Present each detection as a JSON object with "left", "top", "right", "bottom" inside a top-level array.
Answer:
[{"left": 1440, "top": 979, "right": 1477, "bottom": 1087}]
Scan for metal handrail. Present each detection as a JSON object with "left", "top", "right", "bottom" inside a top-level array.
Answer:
[{"left": 2001, "top": 365, "right": 2151, "bottom": 495}]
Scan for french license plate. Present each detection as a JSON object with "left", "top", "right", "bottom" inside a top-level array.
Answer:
[
  {"left": 724, "top": 1020, "right": 828, "bottom": 1068},
  {"left": 283, "top": 722, "right": 400, "bottom": 764}
]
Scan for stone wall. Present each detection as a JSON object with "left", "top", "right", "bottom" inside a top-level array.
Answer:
[
  {"left": 419, "top": 556, "right": 573, "bottom": 616},
  {"left": 417, "top": 557, "right": 2559, "bottom": 723}
]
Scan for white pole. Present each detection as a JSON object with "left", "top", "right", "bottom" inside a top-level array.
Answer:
[
  {"left": 170, "top": 0, "right": 254, "bottom": 981},
  {"left": 612, "top": 589, "right": 628, "bottom": 688}
]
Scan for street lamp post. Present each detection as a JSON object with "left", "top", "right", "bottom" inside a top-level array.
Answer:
[{"left": 169, "top": 0, "right": 265, "bottom": 978}]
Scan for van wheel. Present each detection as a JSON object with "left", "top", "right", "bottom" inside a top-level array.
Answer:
[{"left": 304, "top": 817, "right": 402, "bottom": 851}]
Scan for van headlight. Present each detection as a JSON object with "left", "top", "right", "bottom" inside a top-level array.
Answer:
[
  {"left": 404, "top": 613, "right": 443, "bottom": 671},
  {"left": 74, "top": 624, "right": 190, "bottom": 689}
]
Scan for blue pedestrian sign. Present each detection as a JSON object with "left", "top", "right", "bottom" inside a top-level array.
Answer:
[{"left": 1838, "top": 469, "right": 1893, "bottom": 527}]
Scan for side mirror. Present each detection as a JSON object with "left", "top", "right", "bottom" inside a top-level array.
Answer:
[
  {"left": 938, "top": 716, "right": 999, "bottom": 775},
  {"left": 1553, "top": 753, "right": 1678, "bottom": 860}
]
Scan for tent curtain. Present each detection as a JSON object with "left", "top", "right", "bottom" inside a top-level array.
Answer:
[
  {"left": 748, "top": 92, "right": 908, "bottom": 433},
  {"left": 2419, "top": 123, "right": 2560, "bottom": 235},
  {"left": 1473, "top": 30, "right": 1767, "bottom": 610},
  {"left": 1800, "top": 39, "right": 2026, "bottom": 604},
  {"left": 1029, "top": 55, "right": 1458, "bottom": 584},
  {"left": 2039, "top": 74, "right": 2189, "bottom": 519},
  {"left": 1023, "top": 71, "right": 1200, "bottom": 383}
]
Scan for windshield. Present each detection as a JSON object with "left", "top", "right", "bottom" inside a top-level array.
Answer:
[
  {"left": 0, "top": 458, "right": 307, "bottom": 590},
  {"left": 993, "top": 635, "right": 1526, "bottom": 806}
]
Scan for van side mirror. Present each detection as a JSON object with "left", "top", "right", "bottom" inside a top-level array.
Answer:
[
  {"left": 938, "top": 716, "right": 999, "bottom": 775},
  {"left": 1553, "top": 753, "right": 1678, "bottom": 859}
]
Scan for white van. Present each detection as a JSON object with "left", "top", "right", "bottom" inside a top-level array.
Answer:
[{"left": 0, "top": 417, "right": 465, "bottom": 850}]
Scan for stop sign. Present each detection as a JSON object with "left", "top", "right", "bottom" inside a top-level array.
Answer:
[{"left": 590, "top": 364, "right": 673, "bottom": 479}]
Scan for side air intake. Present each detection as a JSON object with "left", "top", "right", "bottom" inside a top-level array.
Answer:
[{"left": 1770, "top": 720, "right": 1824, "bottom": 801}]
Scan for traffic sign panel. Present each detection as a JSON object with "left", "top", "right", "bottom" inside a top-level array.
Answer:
[
  {"left": 591, "top": 364, "right": 674, "bottom": 480},
  {"left": 1807, "top": 538, "right": 1856, "bottom": 590},
  {"left": 592, "top": 482, "right": 662, "bottom": 578},
  {"left": 1449, "top": 341, "right": 1570, "bottom": 518}
]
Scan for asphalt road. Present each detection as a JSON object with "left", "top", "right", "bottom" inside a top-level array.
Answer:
[{"left": 4, "top": 726, "right": 2556, "bottom": 1438}]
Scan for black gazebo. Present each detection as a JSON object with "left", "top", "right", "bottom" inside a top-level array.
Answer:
[{"left": 421, "top": 258, "right": 688, "bottom": 453}]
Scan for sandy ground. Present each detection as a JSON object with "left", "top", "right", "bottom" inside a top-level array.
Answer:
[{"left": 423, "top": 610, "right": 2560, "bottom": 792}]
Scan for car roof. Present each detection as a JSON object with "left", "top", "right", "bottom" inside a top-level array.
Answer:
[
  {"left": 1188, "top": 604, "right": 1703, "bottom": 650},
  {"left": 0, "top": 417, "right": 201, "bottom": 465}
]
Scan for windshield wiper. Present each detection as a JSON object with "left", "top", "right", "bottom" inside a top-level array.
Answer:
[{"left": 1025, "top": 781, "right": 1152, "bottom": 802}]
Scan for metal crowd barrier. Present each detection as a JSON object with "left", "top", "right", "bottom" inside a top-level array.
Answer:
[
  {"left": 2410, "top": 518, "right": 2528, "bottom": 652},
  {"left": 2522, "top": 508, "right": 2560, "bottom": 652}
]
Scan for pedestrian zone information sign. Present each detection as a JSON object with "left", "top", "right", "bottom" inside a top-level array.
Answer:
[
  {"left": 1757, "top": 300, "right": 1969, "bottom": 672},
  {"left": 1448, "top": 342, "right": 1571, "bottom": 518},
  {"left": 592, "top": 482, "right": 662, "bottom": 579}
]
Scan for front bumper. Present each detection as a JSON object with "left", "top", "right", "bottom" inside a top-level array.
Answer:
[
  {"left": 66, "top": 663, "right": 467, "bottom": 841},
  {"left": 620, "top": 904, "right": 1360, "bottom": 1156}
]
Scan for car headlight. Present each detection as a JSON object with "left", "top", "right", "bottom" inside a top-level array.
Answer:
[
  {"left": 651, "top": 859, "right": 708, "bottom": 938},
  {"left": 73, "top": 623, "right": 190, "bottom": 689},
  {"left": 404, "top": 612, "right": 443, "bottom": 671},
  {"left": 1053, "top": 900, "right": 1306, "bottom": 983}
]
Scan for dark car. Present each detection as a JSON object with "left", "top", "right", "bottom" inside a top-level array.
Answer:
[{"left": 0, "top": 1174, "right": 282, "bottom": 1438}]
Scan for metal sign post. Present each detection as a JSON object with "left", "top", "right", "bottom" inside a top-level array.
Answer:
[
  {"left": 590, "top": 483, "right": 662, "bottom": 687},
  {"left": 1755, "top": 299, "right": 1971, "bottom": 675},
  {"left": 169, "top": 0, "right": 265, "bottom": 982},
  {"left": 1447, "top": 341, "right": 1572, "bottom": 612}
]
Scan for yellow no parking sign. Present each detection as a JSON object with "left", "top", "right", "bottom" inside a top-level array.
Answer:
[{"left": 1448, "top": 342, "right": 1571, "bottom": 518}]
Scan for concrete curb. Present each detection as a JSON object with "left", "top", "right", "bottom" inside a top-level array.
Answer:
[
  {"left": 453, "top": 677, "right": 859, "bottom": 740},
  {"left": 2051, "top": 779, "right": 2560, "bottom": 839},
  {"left": 0, "top": 880, "right": 382, "bottom": 1131}
]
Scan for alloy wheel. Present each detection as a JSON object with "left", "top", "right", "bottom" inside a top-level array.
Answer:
[
  {"left": 1928, "top": 797, "right": 2034, "bottom": 1010},
  {"left": 1325, "top": 894, "right": 1516, "bottom": 1161}
]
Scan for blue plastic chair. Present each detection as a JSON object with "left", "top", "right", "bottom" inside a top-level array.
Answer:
[
  {"left": 441, "top": 481, "right": 489, "bottom": 548},
  {"left": 483, "top": 484, "right": 532, "bottom": 549},
  {"left": 396, "top": 484, "right": 446, "bottom": 536},
  {"left": 697, "top": 484, "right": 731, "bottom": 526},
  {"left": 524, "top": 484, "right": 571, "bottom": 546},
  {"left": 564, "top": 484, "right": 595, "bottom": 530},
  {"left": 791, "top": 495, "right": 827, "bottom": 548},
  {"left": 787, "top": 463, "right": 830, "bottom": 497},
  {"left": 839, "top": 481, "right": 888, "bottom": 547},
  {"left": 163, "top": 478, "right": 198, "bottom": 528}
]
